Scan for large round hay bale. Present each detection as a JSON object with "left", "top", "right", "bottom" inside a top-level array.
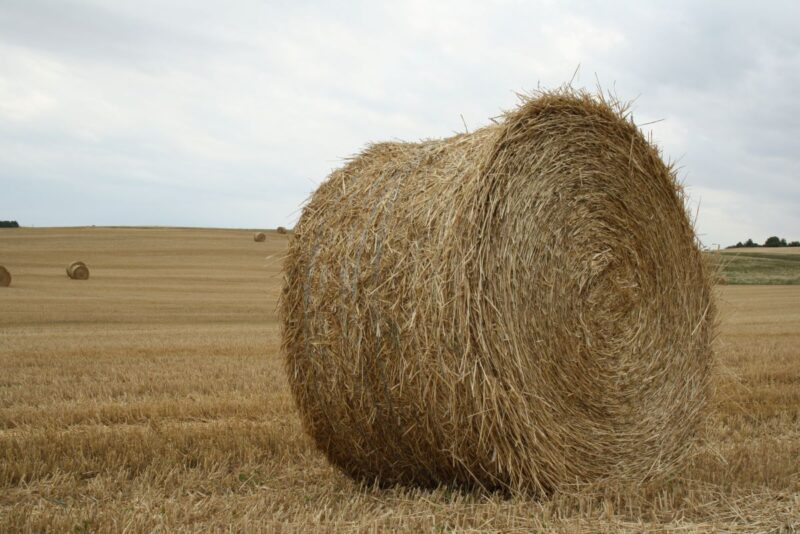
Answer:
[
  {"left": 254, "top": 232, "right": 266, "bottom": 242},
  {"left": 0, "top": 266, "right": 10, "bottom": 287},
  {"left": 66, "top": 261, "right": 90, "bottom": 280},
  {"left": 281, "top": 90, "right": 715, "bottom": 494}
]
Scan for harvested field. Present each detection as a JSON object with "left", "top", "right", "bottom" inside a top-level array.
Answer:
[
  {"left": 711, "top": 248, "right": 800, "bottom": 285},
  {"left": 0, "top": 227, "right": 798, "bottom": 531},
  {"left": 720, "top": 247, "right": 800, "bottom": 255}
]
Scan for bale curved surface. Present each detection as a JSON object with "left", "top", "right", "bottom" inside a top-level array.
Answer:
[
  {"left": 66, "top": 261, "right": 86, "bottom": 274},
  {"left": 281, "top": 90, "right": 715, "bottom": 494},
  {"left": 0, "top": 266, "right": 10, "bottom": 287},
  {"left": 67, "top": 262, "right": 90, "bottom": 280},
  {"left": 254, "top": 232, "right": 266, "bottom": 242}
]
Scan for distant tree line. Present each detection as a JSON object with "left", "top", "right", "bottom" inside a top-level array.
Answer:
[
  {"left": 0, "top": 221, "right": 20, "bottom": 228},
  {"left": 728, "top": 236, "right": 800, "bottom": 248}
]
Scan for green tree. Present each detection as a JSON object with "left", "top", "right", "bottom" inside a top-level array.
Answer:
[{"left": 764, "top": 236, "right": 783, "bottom": 247}]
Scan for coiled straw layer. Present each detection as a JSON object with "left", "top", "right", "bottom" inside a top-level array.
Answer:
[
  {"left": 66, "top": 261, "right": 90, "bottom": 280},
  {"left": 281, "top": 89, "right": 715, "bottom": 494}
]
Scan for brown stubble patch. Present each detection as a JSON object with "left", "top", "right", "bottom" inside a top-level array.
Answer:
[{"left": 0, "top": 228, "right": 797, "bottom": 531}]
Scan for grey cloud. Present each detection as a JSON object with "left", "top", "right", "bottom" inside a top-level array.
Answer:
[
  {"left": 0, "top": 0, "right": 265, "bottom": 68},
  {"left": 0, "top": 0, "right": 797, "bottom": 245}
]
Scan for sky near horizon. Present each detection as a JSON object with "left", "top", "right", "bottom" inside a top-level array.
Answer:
[{"left": 1, "top": 0, "right": 798, "bottom": 246}]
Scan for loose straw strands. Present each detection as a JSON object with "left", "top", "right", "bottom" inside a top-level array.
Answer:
[{"left": 281, "top": 88, "right": 715, "bottom": 495}]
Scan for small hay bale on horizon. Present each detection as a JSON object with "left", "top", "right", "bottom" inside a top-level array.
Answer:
[
  {"left": 281, "top": 88, "right": 715, "bottom": 495},
  {"left": 66, "top": 261, "right": 90, "bottom": 280},
  {"left": 276, "top": 226, "right": 288, "bottom": 235},
  {"left": 254, "top": 232, "right": 266, "bottom": 242},
  {"left": 0, "top": 265, "right": 10, "bottom": 287}
]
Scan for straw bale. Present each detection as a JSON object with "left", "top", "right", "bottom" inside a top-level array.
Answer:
[
  {"left": 277, "top": 226, "right": 288, "bottom": 235},
  {"left": 281, "top": 89, "right": 715, "bottom": 494},
  {"left": 0, "top": 266, "right": 10, "bottom": 287},
  {"left": 254, "top": 232, "right": 267, "bottom": 242},
  {"left": 67, "top": 261, "right": 90, "bottom": 280}
]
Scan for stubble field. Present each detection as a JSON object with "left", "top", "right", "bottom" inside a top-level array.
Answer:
[{"left": 1, "top": 227, "right": 798, "bottom": 532}]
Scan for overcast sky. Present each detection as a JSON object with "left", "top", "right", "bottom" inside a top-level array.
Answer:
[{"left": 1, "top": 0, "right": 797, "bottom": 246}]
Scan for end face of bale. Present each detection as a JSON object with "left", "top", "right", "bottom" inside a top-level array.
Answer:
[
  {"left": 66, "top": 261, "right": 90, "bottom": 280},
  {"left": 254, "top": 232, "right": 267, "bottom": 242},
  {"left": 280, "top": 88, "right": 715, "bottom": 495},
  {"left": 0, "top": 266, "right": 10, "bottom": 287}
]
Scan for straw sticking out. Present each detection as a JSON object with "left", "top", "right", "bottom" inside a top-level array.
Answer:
[{"left": 281, "top": 88, "right": 715, "bottom": 495}]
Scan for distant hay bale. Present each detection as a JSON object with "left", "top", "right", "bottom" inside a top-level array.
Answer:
[
  {"left": 254, "top": 232, "right": 266, "bottom": 242},
  {"left": 66, "top": 261, "right": 90, "bottom": 280},
  {"left": 66, "top": 260, "right": 86, "bottom": 274},
  {"left": 0, "top": 266, "right": 10, "bottom": 287},
  {"left": 276, "top": 226, "right": 288, "bottom": 235},
  {"left": 281, "top": 89, "right": 715, "bottom": 494}
]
